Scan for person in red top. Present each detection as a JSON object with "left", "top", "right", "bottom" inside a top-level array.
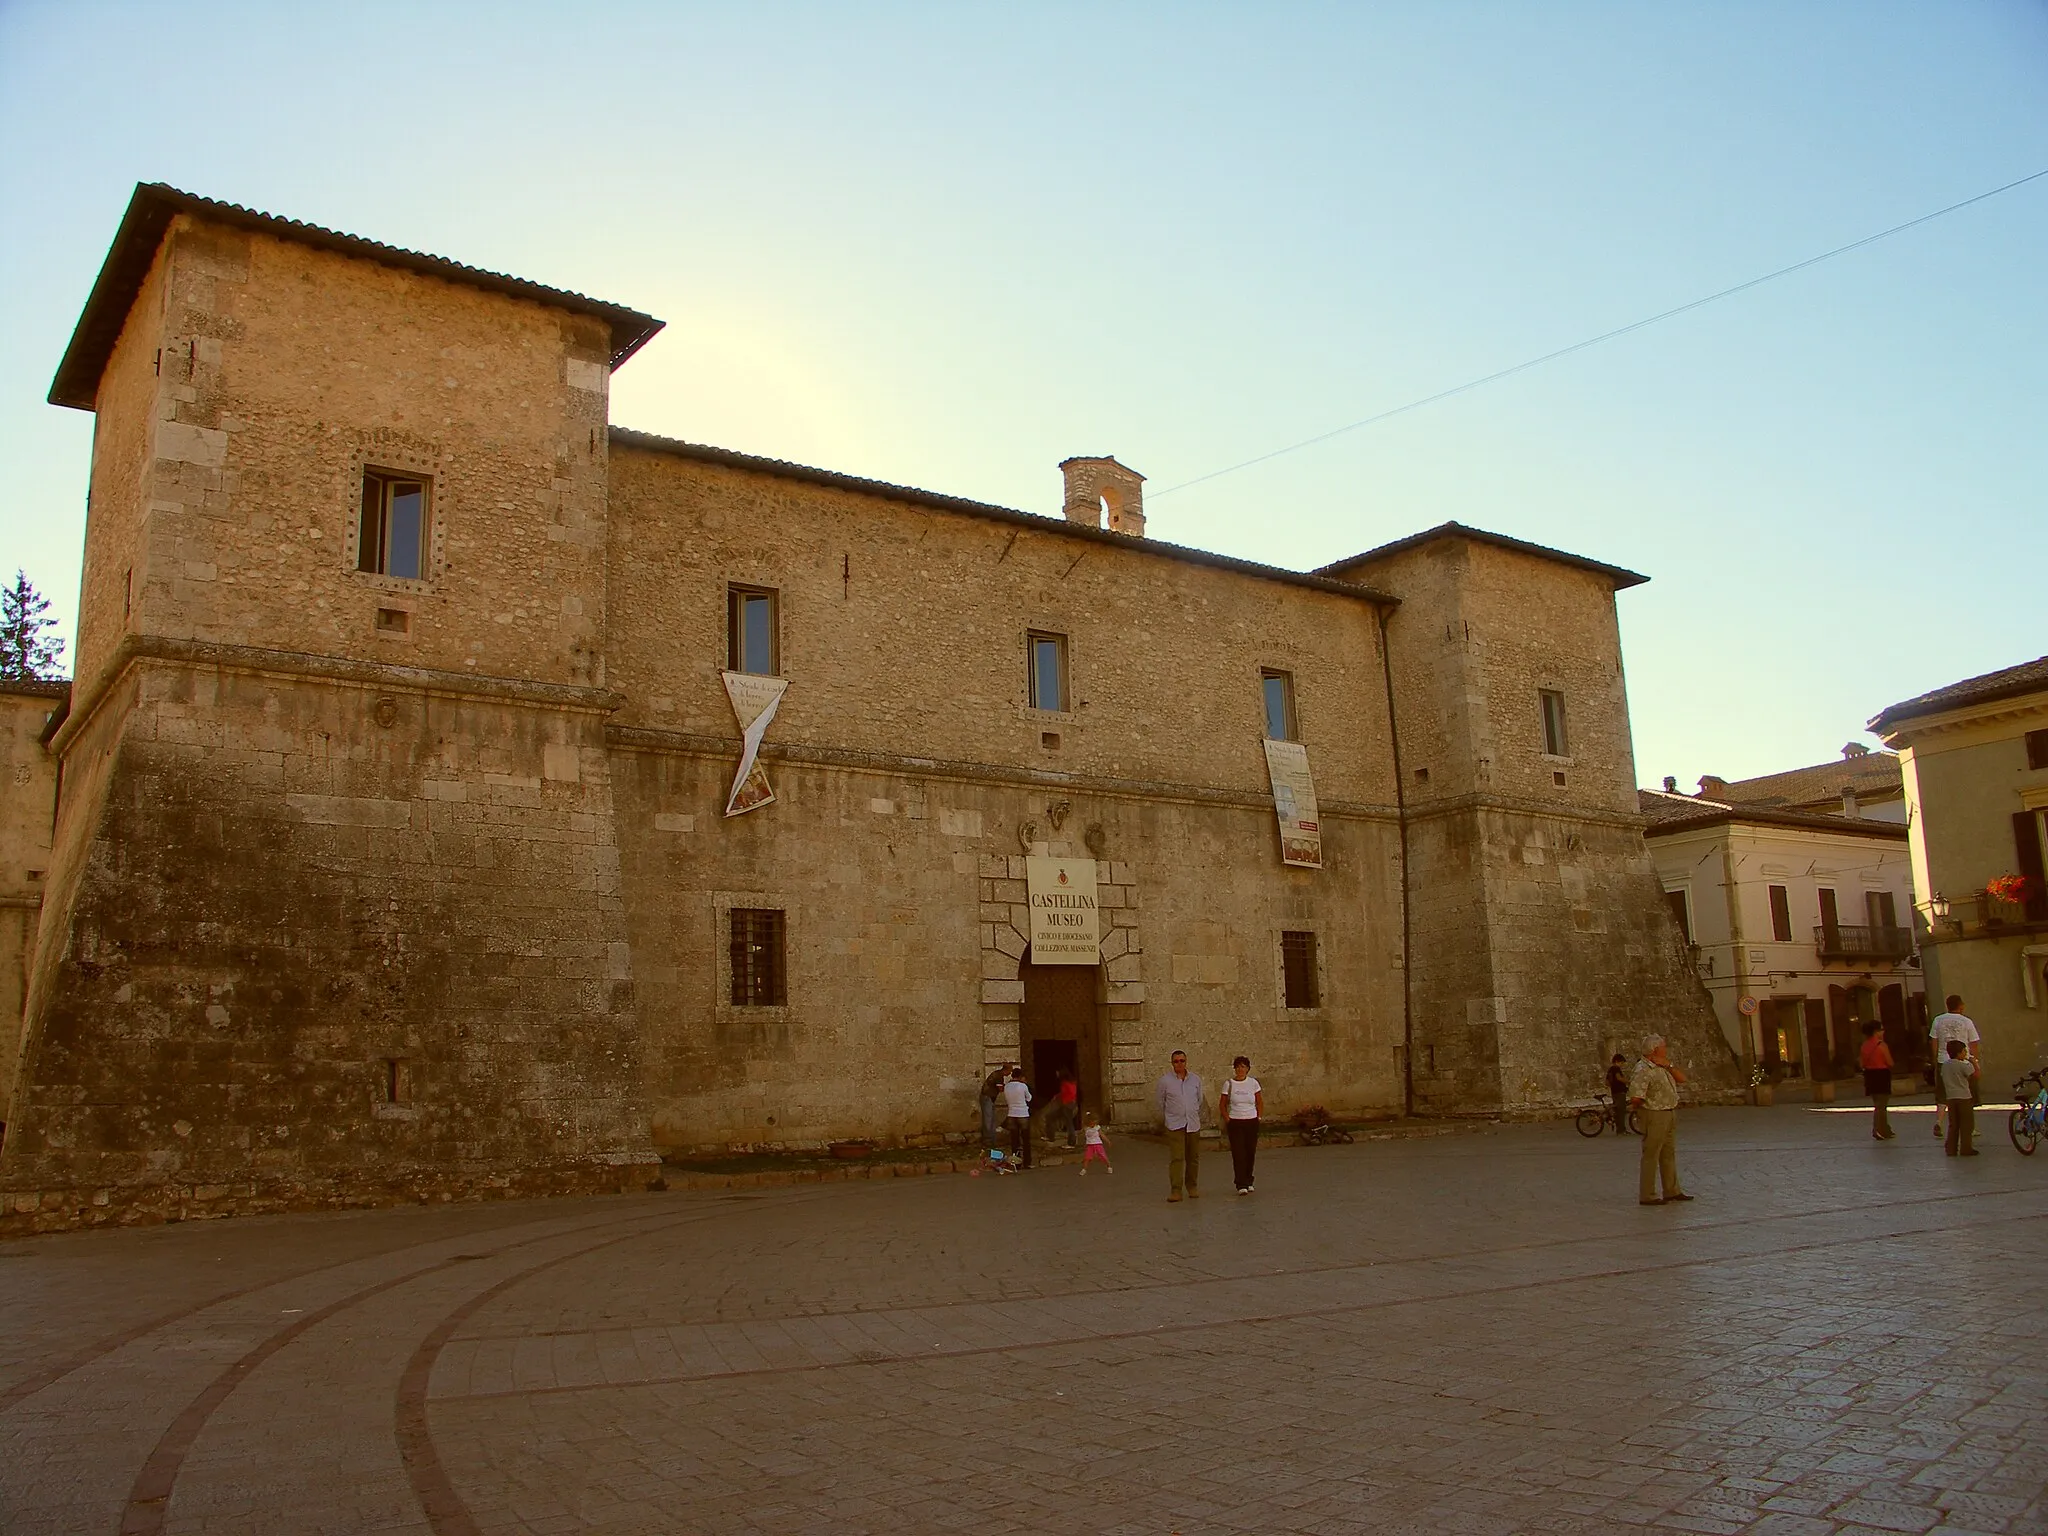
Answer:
[
  {"left": 1044, "top": 1069, "right": 1081, "bottom": 1148},
  {"left": 1860, "top": 1021, "right": 1895, "bottom": 1140}
]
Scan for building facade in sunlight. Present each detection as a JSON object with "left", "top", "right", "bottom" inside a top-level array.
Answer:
[{"left": 0, "top": 185, "right": 1736, "bottom": 1230}]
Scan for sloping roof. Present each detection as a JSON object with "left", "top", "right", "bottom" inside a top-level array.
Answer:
[
  {"left": 1712, "top": 750, "right": 1903, "bottom": 809},
  {"left": 1316, "top": 521, "right": 1648, "bottom": 591},
  {"left": 1637, "top": 788, "right": 1907, "bottom": 840},
  {"left": 609, "top": 428, "right": 1400, "bottom": 605},
  {"left": 49, "top": 184, "right": 665, "bottom": 410},
  {"left": 1869, "top": 654, "right": 2048, "bottom": 734}
]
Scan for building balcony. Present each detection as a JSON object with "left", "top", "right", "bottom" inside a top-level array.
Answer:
[
  {"left": 1813, "top": 924, "right": 1915, "bottom": 962},
  {"left": 1918, "top": 890, "right": 2048, "bottom": 941}
]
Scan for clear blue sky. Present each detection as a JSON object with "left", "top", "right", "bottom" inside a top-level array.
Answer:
[{"left": 3, "top": 1, "right": 2043, "bottom": 787}]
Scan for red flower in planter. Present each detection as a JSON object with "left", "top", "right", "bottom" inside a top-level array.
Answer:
[{"left": 1987, "top": 873, "right": 2037, "bottom": 903}]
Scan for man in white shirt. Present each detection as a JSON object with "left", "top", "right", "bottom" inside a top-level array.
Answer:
[
  {"left": 1928, "top": 995, "right": 1979, "bottom": 1141},
  {"left": 1628, "top": 1036, "right": 1693, "bottom": 1206},
  {"left": 1001, "top": 1068, "right": 1034, "bottom": 1169}
]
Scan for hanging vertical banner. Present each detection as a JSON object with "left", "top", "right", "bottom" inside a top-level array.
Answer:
[
  {"left": 1263, "top": 739, "right": 1324, "bottom": 868},
  {"left": 722, "top": 671, "right": 788, "bottom": 817},
  {"left": 1025, "top": 856, "right": 1101, "bottom": 963}
]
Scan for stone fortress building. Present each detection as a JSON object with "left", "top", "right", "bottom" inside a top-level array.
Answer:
[{"left": 0, "top": 185, "right": 1736, "bottom": 1231}]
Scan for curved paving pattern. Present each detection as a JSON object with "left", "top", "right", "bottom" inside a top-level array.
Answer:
[{"left": 3, "top": 1105, "right": 2044, "bottom": 1535}]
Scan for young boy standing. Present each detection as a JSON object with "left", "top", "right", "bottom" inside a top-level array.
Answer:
[{"left": 1940, "top": 1040, "right": 1979, "bottom": 1157}]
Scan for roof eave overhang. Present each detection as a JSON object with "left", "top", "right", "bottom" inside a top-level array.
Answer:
[
  {"left": 49, "top": 183, "right": 663, "bottom": 411},
  {"left": 1318, "top": 521, "right": 1650, "bottom": 592}
]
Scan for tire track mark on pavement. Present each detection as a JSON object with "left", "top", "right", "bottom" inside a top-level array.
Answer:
[
  {"left": 0, "top": 1201, "right": 587, "bottom": 1415},
  {"left": 431, "top": 1202, "right": 2034, "bottom": 1405},
  {"left": 112, "top": 1199, "right": 789, "bottom": 1536}
]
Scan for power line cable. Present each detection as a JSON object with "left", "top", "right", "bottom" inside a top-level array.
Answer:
[{"left": 1155, "top": 166, "right": 2048, "bottom": 498}]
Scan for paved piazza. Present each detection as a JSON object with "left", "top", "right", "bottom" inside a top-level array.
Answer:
[{"left": 3, "top": 1103, "right": 2043, "bottom": 1536}]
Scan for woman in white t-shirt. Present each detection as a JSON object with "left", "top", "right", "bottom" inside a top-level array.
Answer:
[{"left": 1219, "top": 1056, "right": 1263, "bottom": 1194}]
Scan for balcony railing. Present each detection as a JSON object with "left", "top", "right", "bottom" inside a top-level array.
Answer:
[{"left": 1814, "top": 924, "right": 1915, "bottom": 962}]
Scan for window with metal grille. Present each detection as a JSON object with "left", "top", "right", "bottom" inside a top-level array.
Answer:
[
  {"left": 358, "top": 469, "right": 428, "bottom": 580},
  {"left": 729, "top": 908, "right": 787, "bottom": 1006},
  {"left": 1281, "top": 930, "right": 1319, "bottom": 1009}
]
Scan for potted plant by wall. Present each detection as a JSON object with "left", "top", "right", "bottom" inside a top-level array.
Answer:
[{"left": 1749, "top": 1062, "right": 1774, "bottom": 1107}]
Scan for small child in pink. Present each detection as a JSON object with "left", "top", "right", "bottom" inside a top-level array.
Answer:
[{"left": 1079, "top": 1112, "right": 1112, "bottom": 1174}]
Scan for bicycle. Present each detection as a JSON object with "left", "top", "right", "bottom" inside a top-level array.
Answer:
[
  {"left": 1576, "top": 1099, "right": 1645, "bottom": 1138},
  {"left": 2009, "top": 1069, "right": 2046, "bottom": 1156},
  {"left": 1293, "top": 1108, "right": 1354, "bottom": 1146}
]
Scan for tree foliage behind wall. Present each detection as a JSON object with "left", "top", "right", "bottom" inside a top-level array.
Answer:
[{"left": 1, "top": 570, "right": 67, "bottom": 682}]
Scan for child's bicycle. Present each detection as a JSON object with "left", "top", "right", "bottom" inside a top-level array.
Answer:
[
  {"left": 2009, "top": 1069, "right": 2047, "bottom": 1156},
  {"left": 1576, "top": 1099, "right": 1644, "bottom": 1137}
]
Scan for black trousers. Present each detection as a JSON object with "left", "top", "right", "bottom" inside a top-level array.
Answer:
[
  {"left": 1006, "top": 1116, "right": 1033, "bottom": 1168},
  {"left": 1612, "top": 1089, "right": 1631, "bottom": 1133},
  {"left": 1227, "top": 1118, "right": 1260, "bottom": 1189}
]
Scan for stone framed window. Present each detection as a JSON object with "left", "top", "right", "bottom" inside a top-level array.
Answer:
[
  {"left": 357, "top": 469, "right": 430, "bottom": 580},
  {"left": 728, "top": 907, "right": 787, "bottom": 1007},
  {"left": 727, "top": 585, "right": 780, "bottom": 676},
  {"left": 1281, "top": 930, "right": 1321, "bottom": 1009},
  {"left": 1027, "top": 630, "right": 1068, "bottom": 712},
  {"left": 1539, "top": 689, "right": 1569, "bottom": 757},
  {"left": 1261, "top": 669, "right": 1297, "bottom": 741}
]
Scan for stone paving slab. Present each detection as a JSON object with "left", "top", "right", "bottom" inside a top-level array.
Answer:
[{"left": 1, "top": 1103, "right": 2043, "bottom": 1535}]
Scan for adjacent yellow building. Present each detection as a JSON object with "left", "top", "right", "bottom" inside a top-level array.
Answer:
[{"left": 1871, "top": 656, "right": 2048, "bottom": 1090}]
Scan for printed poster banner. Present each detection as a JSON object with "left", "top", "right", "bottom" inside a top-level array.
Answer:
[
  {"left": 721, "top": 671, "right": 788, "bottom": 817},
  {"left": 1263, "top": 739, "right": 1324, "bottom": 869},
  {"left": 1025, "top": 856, "right": 1100, "bottom": 964}
]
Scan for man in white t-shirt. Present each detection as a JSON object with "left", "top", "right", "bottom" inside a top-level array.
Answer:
[
  {"left": 1001, "top": 1068, "right": 1034, "bottom": 1169},
  {"left": 1928, "top": 995, "right": 1979, "bottom": 1140},
  {"left": 1219, "top": 1056, "right": 1264, "bottom": 1195}
]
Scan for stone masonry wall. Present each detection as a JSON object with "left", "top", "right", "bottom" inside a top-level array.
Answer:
[
  {"left": 609, "top": 734, "right": 1405, "bottom": 1149},
  {"left": 1, "top": 686, "right": 64, "bottom": 1109},
  {"left": 603, "top": 443, "right": 1397, "bottom": 804},
  {"left": 0, "top": 655, "right": 655, "bottom": 1235},
  {"left": 121, "top": 217, "right": 615, "bottom": 691}
]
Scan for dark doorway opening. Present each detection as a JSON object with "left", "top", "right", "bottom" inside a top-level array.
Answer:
[{"left": 1019, "top": 954, "right": 1104, "bottom": 1122}]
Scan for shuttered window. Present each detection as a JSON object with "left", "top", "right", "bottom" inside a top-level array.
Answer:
[
  {"left": 1767, "top": 885, "right": 1793, "bottom": 943},
  {"left": 729, "top": 908, "right": 787, "bottom": 1006}
]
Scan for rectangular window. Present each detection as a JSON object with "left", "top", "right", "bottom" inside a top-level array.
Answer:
[
  {"left": 1261, "top": 669, "right": 1297, "bottom": 741},
  {"left": 726, "top": 586, "right": 779, "bottom": 676},
  {"left": 1865, "top": 890, "right": 1897, "bottom": 930},
  {"left": 1281, "top": 930, "right": 1319, "bottom": 1009},
  {"left": 1027, "top": 631, "right": 1068, "bottom": 712},
  {"left": 1539, "top": 689, "right": 1568, "bottom": 756},
  {"left": 1767, "top": 884, "right": 1793, "bottom": 942},
  {"left": 2028, "top": 728, "right": 2048, "bottom": 771},
  {"left": 358, "top": 469, "right": 428, "bottom": 580},
  {"left": 1664, "top": 888, "right": 1692, "bottom": 944},
  {"left": 728, "top": 908, "right": 787, "bottom": 1006}
]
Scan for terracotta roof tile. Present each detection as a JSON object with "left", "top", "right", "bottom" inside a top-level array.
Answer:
[{"left": 1870, "top": 654, "right": 2048, "bottom": 733}]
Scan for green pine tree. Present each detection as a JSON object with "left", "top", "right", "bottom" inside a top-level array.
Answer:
[{"left": 0, "top": 570, "right": 67, "bottom": 682}]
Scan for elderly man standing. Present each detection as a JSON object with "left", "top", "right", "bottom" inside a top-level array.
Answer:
[
  {"left": 1628, "top": 1036, "right": 1694, "bottom": 1206},
  {"left": 1155, "top": 1050, "right": 1206, "bottom": 1202}
]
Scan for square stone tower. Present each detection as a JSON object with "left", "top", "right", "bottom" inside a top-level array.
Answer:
[{"left": 2, "top": 187, "right": 666, "bottom": 1230}]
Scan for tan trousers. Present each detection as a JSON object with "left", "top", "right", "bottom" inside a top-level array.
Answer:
[
  {"left": 1166, "top": 1128, "right": 1201, "bottom": 1195},
  {"left": 1638, "top": 1108, "right": 1683, "bottom": 1200}
]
